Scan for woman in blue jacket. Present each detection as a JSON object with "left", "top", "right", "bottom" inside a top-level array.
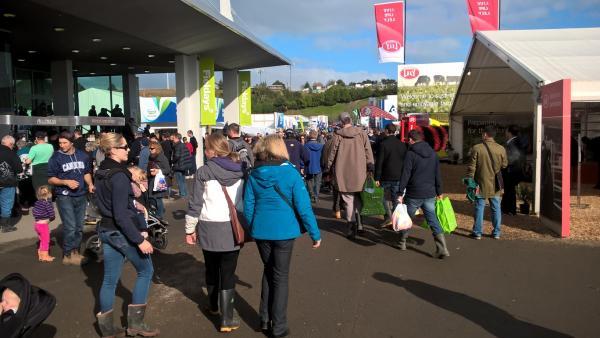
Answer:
[{"left": 244, "top": 134, "right": 321, "bottom": 338}]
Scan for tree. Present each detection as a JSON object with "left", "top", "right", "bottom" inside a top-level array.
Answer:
[
  {"left": 336, "top": 79, "right": 346, "bottom": 87},
  {"left": 303, "top": 82, "right": 311, "bottom": 89},
  {"left": 326, "top": 79, "right": 336, "bottom": 87}
]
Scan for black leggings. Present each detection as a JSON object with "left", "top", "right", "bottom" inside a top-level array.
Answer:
[{"left": 202, "top": 250, "right": 239, "bottom": 290}]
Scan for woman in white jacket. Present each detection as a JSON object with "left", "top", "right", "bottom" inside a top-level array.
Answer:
[{"left": 185, "top": 133, "right": 244, "bottom": 333}]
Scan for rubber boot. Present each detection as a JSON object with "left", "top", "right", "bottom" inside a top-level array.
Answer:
[
  {"left": 355, "top": 211, "right": 365, "bottom": 234},
  {"left": 206, "top": 285, "right": 219, "bottom": 315},
  {"left": 396, "top": 230, "right": 408, "bottom": 250},
  {"left": 0, "top": 217, "right": 16, "bottom": 233},
  {"left": 433, "top": 233, "right": 450, "bottom": 259},
  {"left": 126, "top": 304, "right": 160, "bottom": 336},
  {"left": 219, "top": 289, "right": 240, "bottom": 332},
  {"left": 97, "top": 310, "right": 126, "bottom": 338}
]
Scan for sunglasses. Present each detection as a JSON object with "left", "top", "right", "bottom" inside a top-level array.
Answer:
[
  {"left": 115, "top": 145, "right": 129, "bottom": 150},
  {"left": 149, "top": 148, "right": 156, "bottom": 150}
]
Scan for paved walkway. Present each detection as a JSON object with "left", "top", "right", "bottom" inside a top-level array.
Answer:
[{"left": 0, "top": 194, "right": 598, "bottom": 337}]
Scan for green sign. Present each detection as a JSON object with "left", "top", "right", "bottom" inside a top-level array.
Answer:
[
  {"left": 238, "top": 71, "right": 252, "bottom": 126},
  {"left": 199, "top": 57, "right": 216, "bottom": 125}
]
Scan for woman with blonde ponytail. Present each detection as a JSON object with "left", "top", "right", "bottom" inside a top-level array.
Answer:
[{"left": 185, "top": 133, "right": 245, "bottom": 333}]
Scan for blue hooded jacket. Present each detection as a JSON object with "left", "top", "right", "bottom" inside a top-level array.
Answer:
[
  {"left": 303, "top": 140, "right": 323, "bottom": 175},
  {"left": 244, "top": 161, "right": 321, "bottom": 241}
]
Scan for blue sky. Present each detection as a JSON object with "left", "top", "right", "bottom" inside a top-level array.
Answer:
[{"left": 139, "top": 0, "right": 600, "bottom": 89}]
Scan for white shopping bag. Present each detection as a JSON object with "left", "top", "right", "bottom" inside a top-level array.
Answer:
[
  {"left": 392, "top": 204, "right": 412, "bottom": 232},
  {"left": 152, "top": 169, "right": 168, "bottom": 192}
]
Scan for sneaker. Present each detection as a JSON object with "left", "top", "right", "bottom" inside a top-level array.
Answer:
[
  {"left": 492, "top": 235, "right": 500, "bottom": 240},
  {"left": 469, "top": 233, "right": 482, "bottom": 240},
  {"left": 395, "top": 241, "right": 407, "bottom": 251},
  {"left": 334, "top": 211, "right": 341, "bottom": 219}
]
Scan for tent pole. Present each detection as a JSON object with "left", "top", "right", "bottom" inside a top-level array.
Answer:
[{"left": 533, "top": 97, "right": 542, "bottom": 215}]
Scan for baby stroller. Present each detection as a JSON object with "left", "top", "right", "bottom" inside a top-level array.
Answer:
[
  {"left": 85, "top": 193, "right": 169, "bottom": 261},
  {"left": 0, "top": 273, "right": 56, "bottom": 338}
]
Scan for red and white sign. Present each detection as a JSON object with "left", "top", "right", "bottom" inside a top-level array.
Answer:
[
  {"left": 540, "top": 79, "right": 571, "bottom": 238},
  {"left": 466, "top": 0, "right": 500, "bottom": 34},
  {"left": 374, "top": 1, "right": 405, "bottom": 63},
  {"left": 397, "top": 62, "right": 464, "bottom": 87}
]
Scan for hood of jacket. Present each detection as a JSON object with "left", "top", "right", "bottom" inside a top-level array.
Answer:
[
  {"left": 335, "top": 126, "right": 363, "bottom": 138},
  {"left": 409, "top": 141, "right": 435, "bottom": 159},
  {"left": 305, "top": 140, "right": 323, "bottom": 151},
  {"left": 96, "top": 157, "right": 132, "bottom": 180},
  {"left": 199, "top": 157, "right": 244, "bottom": 186},
  {"left": 250, "top": 160, "right": 292, "bottom": 189}
]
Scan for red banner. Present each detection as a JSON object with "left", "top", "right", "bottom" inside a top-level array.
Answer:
[
  {"left": 466, "top": 0, "right": 500, "bottom": 34},
  {"left": 374, "top": 1, "right": 405, "bottom": 63},
  {"left": 540, "top": 79, "right": 571, "bottom": 238}
]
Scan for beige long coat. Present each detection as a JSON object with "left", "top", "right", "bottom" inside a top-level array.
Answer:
[
  {"left": 466, "top": 139, "right": 508, "bottom": 198},
  {"left": 326, "top": 126, "right": 374, "bottom": 192}
]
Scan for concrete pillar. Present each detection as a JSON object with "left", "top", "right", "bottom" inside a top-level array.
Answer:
[
  {"left": 223, "top": 70, "right": 239, "bottom": 124},
  {"left": 0, "top": 42, "right": 13, "bottom": 137},
  {"left": 175, "top": 54, "right": 204, "bottom": 167},
  {"left": 50, "top": 60, "right": 74, "bottom": 116},
  {"left": 123, "top": 74, "right": 141, "bottom": 124},
  {"left": 220, "top": 0, "right": 233, "bottom": 21},
  {"left": 450, "top": 115, "right": 464, "bottom": 162}
]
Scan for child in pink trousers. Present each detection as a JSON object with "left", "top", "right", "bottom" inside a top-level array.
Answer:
[{"left": 32, "top": 185, "right": 55, "bottom": 262}]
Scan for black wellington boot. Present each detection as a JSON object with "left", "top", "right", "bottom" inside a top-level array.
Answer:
[
  {"left": 219, "top": 289, "right": 240, "bottom": 332},
  {"left": 126, "top": 304, "right": 160, "bottom": 337},
  {"left": 97, "top": 310, "right": 126, "bottom": 338}
]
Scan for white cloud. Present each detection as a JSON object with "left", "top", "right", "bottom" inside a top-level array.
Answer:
[{"left": 250, "top": 66, "right": 389, "bottom": 90}]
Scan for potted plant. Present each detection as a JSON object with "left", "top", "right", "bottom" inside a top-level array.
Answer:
[{"left": 516, "top": 183, "right": 533, "bottom": 215}]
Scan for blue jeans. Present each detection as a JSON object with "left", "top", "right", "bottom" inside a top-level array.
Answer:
[
  {"left": 401, "top": 197, "right": 443, "bottom": 236},
  {"left": 99, "top": 231, "right": 154, "bottom": 313},
  {"left": 473, "top": 196, "right": 502, "bottom": 237},
  {"left": 174, "top": 171, "right": 187, "bottom": 197},
  {"left": 56, "top": 195, "right": 87, "bottom": 254},
  {"left": 0, "top": 187, "right": 16, "bottom": 218},
  {"left": 305, "top": 173, "right": 322, "bottom": 201},
  {"left": 381, "top": 181, "right": 402, "bottom": 216}
]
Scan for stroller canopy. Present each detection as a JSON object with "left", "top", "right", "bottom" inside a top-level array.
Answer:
[{"left": 0, "top": 273, "right": 56, "bottom": 338}]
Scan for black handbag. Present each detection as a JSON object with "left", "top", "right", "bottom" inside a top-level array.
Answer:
[{"left": 483, "top": 142, "right": 504, "bottom": 191}]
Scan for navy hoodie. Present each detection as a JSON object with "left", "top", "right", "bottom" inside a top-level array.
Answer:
[
  {"left": 302, "top": 140, "right": 323, "bottom": 175},
  {"left": 397, "top": 141, "right": 442, "bottom": 199}
]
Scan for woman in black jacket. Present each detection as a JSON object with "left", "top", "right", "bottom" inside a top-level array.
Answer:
[
  {"left": 94, "top": 133, "right": 159, "bottom": 337},
  {"left": 147, "top": 140, "right": 171, "bottom": 219}
]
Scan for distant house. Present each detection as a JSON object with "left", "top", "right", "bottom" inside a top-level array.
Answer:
[
  {"left": 354, "top": 83, "right": 364, "bottom": 88},
  {"left": 301, "top": 87, "right": 311, "bottom": 93},
  {"left": 268, "top": 84, "right": 285, "bottom": 92},
  {"left": 312, "top": 82, "right": 324, "bottom": 93}
]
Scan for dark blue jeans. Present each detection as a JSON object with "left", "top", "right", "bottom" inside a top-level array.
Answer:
[
  {"left": 381, "top": 181, "right": 402, "bottom": 217},
  {"left": 256, "top": 239, "right": 295, "bottom": 336},
  {"left": 56, "top": 195, "right": 87, "bottom": 254},
  {"left": 305, "top": 173, "right": 322, "bottom": 201},
  {"left": 0, "top": 187, "right": 16, "bottom": 218},
  {"left": 99, "top": 231, "right": 154, "bottom": 313},
  {"left": 401, "top": 197, "right": 443, "bottom": 237}
]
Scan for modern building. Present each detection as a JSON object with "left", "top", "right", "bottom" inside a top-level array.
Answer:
[{"left": 0, "top": 0, "right": 290, "bottom": 165}]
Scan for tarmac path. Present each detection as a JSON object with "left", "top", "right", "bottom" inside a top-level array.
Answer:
[{"left": 0, "top": 194, "right": 598, "bottom": 337}]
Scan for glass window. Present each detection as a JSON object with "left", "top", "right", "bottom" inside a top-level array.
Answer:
[
  {"left": 15, "top": 69, "right": 32, "bottom": 115},
  {"left": 110, "top": 75, "right": 123, "bottom": 114},
  {"left": 77, "top": 76, "right": 111, "bottom": 117}
]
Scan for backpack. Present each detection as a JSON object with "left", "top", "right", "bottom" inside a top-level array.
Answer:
[{"left": 229, "top": 139, "right": 252, "bottom": 170}]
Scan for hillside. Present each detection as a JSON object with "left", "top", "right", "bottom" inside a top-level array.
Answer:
[{"left": 284, "top": 99, "right": 370, "bottom": 120}]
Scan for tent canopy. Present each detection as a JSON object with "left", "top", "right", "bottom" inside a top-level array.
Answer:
[{"left": 452, "top": 27, "right": 600, "bottom": 116}]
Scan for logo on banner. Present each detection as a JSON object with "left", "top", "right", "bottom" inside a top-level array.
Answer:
[
  {"left": 399, "top": 67, "right": 420, "bottom": 79},
  {"left": 383, "top": 40, "right": 402, "bottom": 52}
]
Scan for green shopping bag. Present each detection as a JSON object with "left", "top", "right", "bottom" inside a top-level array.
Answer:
[
  {"left": 359, "top": 177, "right": 386, "bottom": 216},
  {"left": 420, "top": 197, "right": 458, "bottom": 234}
]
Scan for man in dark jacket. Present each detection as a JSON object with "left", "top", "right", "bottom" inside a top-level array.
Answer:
[
  {"left": 303, "top": 130, "right": 324, "bottom": 203},
  {"left": 0, "top": 135, "right": 22, "bottom": 233},
  {"left": 502, "top": 125, "right": 524, "bottom": 215},
  {"left": 284, "top": 130, "right": 304, "bottom": 174},
  {"left": 171, "top": 133, "right": 192, "bottom": 197},
  {"left": 227, "top": 123, "right": 254, "bottom": 170},
  {"left": 160, "top": 132, "right": 173, "bottom": 166},
  {"left": 375, "top": 124, "right": 407, "bottom": 227},
  {"left": 396, "top": 130, "right": 449, "bottom": 258}
]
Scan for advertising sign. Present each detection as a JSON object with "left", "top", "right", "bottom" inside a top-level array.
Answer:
[
  {"left": 540, "top": 79, "right": 571, "bottom": 237},
  {"left": 216, "top": 97, "right": 225, "bottom": 124},
  {"left": 140, "top": 97, "right": 177, "bottom": 123},
  {"left": 374, "top": 1, "right": 405, "bottom": 63},
  {"left": 466, "top": 0, "right": 500, "bottom": 34},
  {"left": 239, "top": 71, "right": 252, "bottom": 126},
  {"left": 275, "top": 112, "right": 285, "bottom": 129},
  {"left": 397, "top": 62, "right": 464, "bottom": 122},
  {"left": 199, "top": 57, "right": 216, "bottom": 126}
]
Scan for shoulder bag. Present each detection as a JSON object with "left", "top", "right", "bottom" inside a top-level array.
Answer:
[
  {"left": 273, "top": 185, "right": 307, "bottom": 234},
  {"left": 483, "top": 142, "right": 504, "bottom": 191},
  {"left": 221, "top": 185, "right": 249, "bottom": 246}
]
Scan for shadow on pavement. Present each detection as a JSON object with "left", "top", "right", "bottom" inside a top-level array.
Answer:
[
  {"left": 372, "top": 272, "right": 574, "bottom": 338},
  {"left": 31, "top": 323, "right": 57, "bottom": 338},
  {"left": 151, "top": 250, "right": 259, "bottom": 332}
]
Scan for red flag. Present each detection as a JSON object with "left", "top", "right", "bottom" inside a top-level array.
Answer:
[
  {"left": 466, "top": 0, "right": 500, "bottom": 34},
  {"left": 374, "top": 1, "right": 405, "bottom": 63}
]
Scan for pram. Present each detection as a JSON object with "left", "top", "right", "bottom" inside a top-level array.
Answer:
[
  {"left": 84, "top": 192, "right": 169, "bottom": 261},
  {"left": 0, "top": 273, "right": 56, "bottom": 338}
]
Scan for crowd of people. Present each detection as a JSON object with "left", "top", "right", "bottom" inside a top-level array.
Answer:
[{"left": 0, "top": 109, "right": 541, "bottom": 337}]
